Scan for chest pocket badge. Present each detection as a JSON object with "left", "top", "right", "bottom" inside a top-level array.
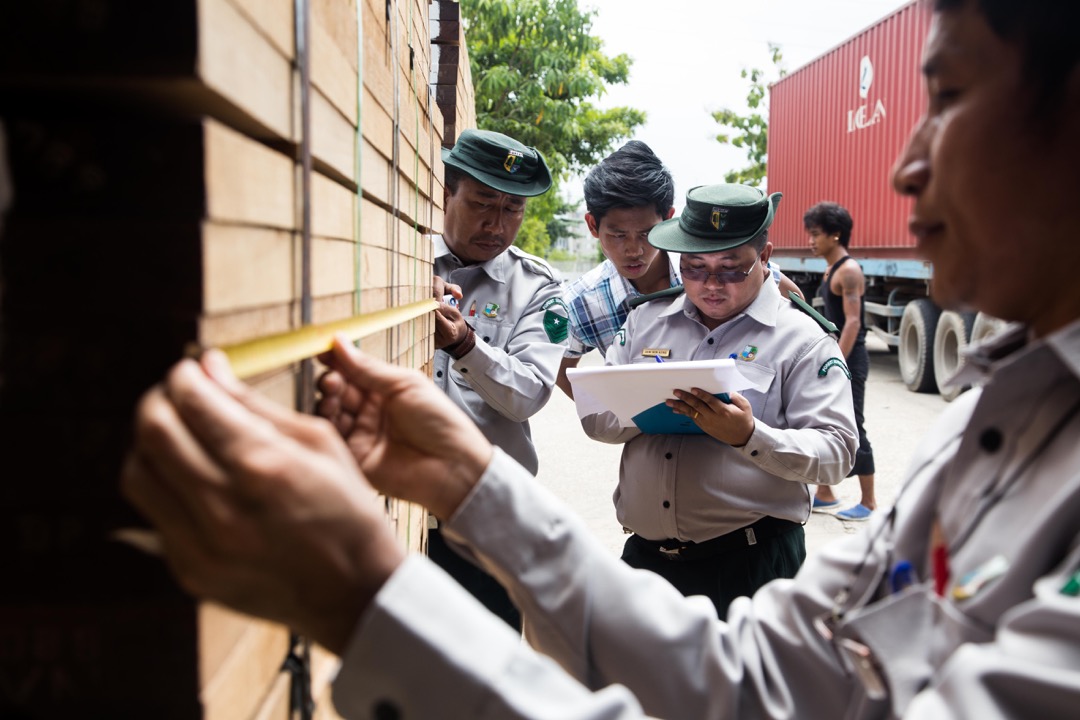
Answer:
[{"left": 542, "top": 297, "right": 570, "bottom": 343}]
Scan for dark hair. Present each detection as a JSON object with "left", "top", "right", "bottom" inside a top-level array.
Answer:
[
  {"left": 583, "top": 141, "right": 675, "bottom": 224},
  {"left": 748, "top": 229, "right": 769, "bottom": 253},
  {"left": 803, "top": 202, "right": 854, "bottom": 248},
  {"left": 932, "top": 0, "right": 1079, "bottom": 113},
  {"left": 444, "top": 164, "right": 466, "bottom": 195}
]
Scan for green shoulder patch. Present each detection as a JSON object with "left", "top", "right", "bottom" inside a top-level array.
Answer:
[
  {"left": 542, "top": 297, "right": 570, "bottom": 343},
  {"left": 628, "top": 284, "right": 685, "bottom": 310},
  {"left": 819, "top": 357, "right": 851, "bottom": 379},
  {"left": 789, "top": 292, "right": 839, "bottom": 335},
  {"left": 1061, "top": 567, "right": 1080, "bottom": 597}
]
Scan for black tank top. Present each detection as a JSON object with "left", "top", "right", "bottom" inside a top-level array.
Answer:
[{"left": 817, "top": 255, "right": 867, "bottom": 346}]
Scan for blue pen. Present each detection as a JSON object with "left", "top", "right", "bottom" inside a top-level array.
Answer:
[
  {"left": 655, "top": 355, "right": 664, "bottom": 363},
  {"left": 890, "top": 560, "right": 916, "bottom": 593}
]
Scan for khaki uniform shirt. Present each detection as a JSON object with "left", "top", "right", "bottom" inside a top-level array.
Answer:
[
  {"left": 433, "top": 235, "right": 567, "bottom": 475},
  {"left": 583, "top": 279, "right": 858, "bottom": 541},
  {"left": 335, "top": 319, "right": 1080, "bottom": 720}
]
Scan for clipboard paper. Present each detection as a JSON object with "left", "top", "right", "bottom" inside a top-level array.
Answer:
[{"left": 567, "top": 359, "right": 754, "bottom": 432}]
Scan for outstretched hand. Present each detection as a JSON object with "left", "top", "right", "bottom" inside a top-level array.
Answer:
[
  {"left": 121, "top": 350, "right": 404, "bottom": 655},
  {"left": 317, "top": 335, "right": 493, "bottom": 519}
]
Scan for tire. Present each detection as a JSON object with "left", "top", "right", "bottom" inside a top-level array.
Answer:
[
  {"left": 898, "top": 299, "right": 940, "bottom": 393},
  {"left": 933, "top": 311, "right": 976, "bottom": 401},
  {"left": 970, "top": 312, "right": 1007, "bottom": 345}
]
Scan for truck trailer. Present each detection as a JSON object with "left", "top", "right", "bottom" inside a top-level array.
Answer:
[{"left": 766, "top": 0, "right": 1002, "bottom": 400}]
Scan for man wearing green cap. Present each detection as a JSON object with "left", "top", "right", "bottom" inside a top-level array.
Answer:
[
  {"left": 581, "top": 183, "right": 858, "bottom": 617},
  {"left": 556, "top": 142, "right": 803, "bottom": 399},
  {"left": 428, "top": 129, "right": 568, "bottom": 630}
]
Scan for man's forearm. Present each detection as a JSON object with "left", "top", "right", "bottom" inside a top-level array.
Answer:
[{"left": 839, "top": 323, "right": 859, "bottom": 358}]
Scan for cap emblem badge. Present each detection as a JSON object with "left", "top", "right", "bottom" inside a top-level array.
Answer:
[
  {"left": 711, "top": 207, "right": 729, "bottom": 231},
  {"left": 504, "top": 150, "right": 524, "bottom": 174}
]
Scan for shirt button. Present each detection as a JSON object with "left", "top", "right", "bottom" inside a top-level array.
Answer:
[
  {"left": 460, "top": 368, "right": 468, "bottom": 374},
  {"left": 707, "top": 338, "right": 715, "bottom": 345},
  {"left": 979, "top": 428, "right": 1003, "bottom": 452},
  {"left": 483, "top": 336, "right": 490, "bottom": 342},
  {"left": 436, "top": 371, "right": 443, "bottom": 378},
  {"left": 662, "top": 501, "right": 671, "bottom": 509},
  {"left": 750, "top": 450, "right": 758, "bottom": 457},
  {"left": 664, "top": 452, "right": 673, "bottom": 459},
  {"left": 373, "top": 700, "right": 401, "bottom": 720}
]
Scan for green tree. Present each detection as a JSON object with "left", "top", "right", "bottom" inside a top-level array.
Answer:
[
  {"left": 711, "top": 43, "right": 786, "bottom": 187},
  {"left": 460, "top": 0, "right": 645, "bottom": 254}
]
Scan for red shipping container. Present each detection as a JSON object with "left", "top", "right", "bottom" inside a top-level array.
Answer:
[{"left": 767, "top": 0, "right": 931, "bottom": 258}]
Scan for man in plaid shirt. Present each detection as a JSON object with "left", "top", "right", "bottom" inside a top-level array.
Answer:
[{"left": 556, "top": 142, "right": 679, "bottom": 397}]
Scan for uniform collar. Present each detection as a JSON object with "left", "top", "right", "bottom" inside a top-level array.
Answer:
[
  {"left": 950, "top": 317, "right": 1080, "bottom": 387},
  {"left": 1046, "top": 317, "right": 1080, "bottom": 379},
  {"left": 434, "top": 234, "right": 509, "bottom": 284},
  {"left": 661, "top": 273, "right": 780, "bottom": 328}
]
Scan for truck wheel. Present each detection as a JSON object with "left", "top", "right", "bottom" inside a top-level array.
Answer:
[
  {"left": 899, "top": 299, "right": 940, "bottom": 393},
  {"left": 933, "top": 311, "right": 976, "bottom": 401},
  {"left": 970, "top": 312, "right": 1007, "bottom": 345}
]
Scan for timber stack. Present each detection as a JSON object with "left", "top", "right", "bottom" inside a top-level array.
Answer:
[{"left": 0, "top": 0, "right": 477, "bottom": 717}]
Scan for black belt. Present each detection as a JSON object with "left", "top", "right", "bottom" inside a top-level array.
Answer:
[{"left": 632, "top": 516, "right": 801, "bottom": 561}]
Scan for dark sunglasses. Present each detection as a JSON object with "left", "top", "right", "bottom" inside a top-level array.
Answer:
[{"left": 680, "top": 259, "right": 758, "bottom": 284}]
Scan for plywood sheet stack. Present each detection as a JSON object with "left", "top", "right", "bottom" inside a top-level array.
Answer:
[
  {"left": 430, "top": 0, "right": 479, "bottom": 146},
  {"left": 0, "top": 0, "right": 471, "bottom": 716}
]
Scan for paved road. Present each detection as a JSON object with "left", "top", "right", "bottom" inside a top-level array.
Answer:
[{"left": 532, "top": 335, "right": 950, "bottom": 558}]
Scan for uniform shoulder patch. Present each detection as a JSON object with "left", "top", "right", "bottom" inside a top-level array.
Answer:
[
  {"left": 818, "top": 357, "right": 851, "bottom": 379},
  {"left": 628, "top": 284, "right": 685, "bottom": 310},
  {"left": 789, "top": 292, "right": 839, "bottom": 335},
  {"left": 542, "top": 297, "right": 570, "bottom": 343}
]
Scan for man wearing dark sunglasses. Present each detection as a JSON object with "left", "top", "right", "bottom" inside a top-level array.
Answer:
[{"left": 580, "top": 183, "right": 858, "bottom": 617}]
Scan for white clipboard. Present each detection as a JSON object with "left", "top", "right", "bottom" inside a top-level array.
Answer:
[{"left": 567, "top": 358, "right": 756, "bottom": 428}]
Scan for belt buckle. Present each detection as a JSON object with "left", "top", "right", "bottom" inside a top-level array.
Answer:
[{"left": 658, "top": 545, "right": 683, "bottom": 559}]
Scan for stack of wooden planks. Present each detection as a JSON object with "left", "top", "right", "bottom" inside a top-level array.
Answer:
[
  {"left": 430, "top": 0, "right": 479, "bottom": 145},
  {"left": 0, "top": 0, "right": 476, "bottom": 717}
]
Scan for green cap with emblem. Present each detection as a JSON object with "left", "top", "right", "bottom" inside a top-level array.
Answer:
[
  {"left": 442, "top": 129, "right": 553, "bottom": 197},
  {"left": 648, "top": 183, "right": 782, "bottom": 253}
]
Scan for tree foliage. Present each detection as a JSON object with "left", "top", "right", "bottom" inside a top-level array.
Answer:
[
  {"left": 460, "top": 0, "right": 646, "bottom": 255},
  {"left": 711, "top": 43, "right": 786, "bottom": 187},
  {"left": 509, "top": 188, "right": 579, "bottom": 257}
]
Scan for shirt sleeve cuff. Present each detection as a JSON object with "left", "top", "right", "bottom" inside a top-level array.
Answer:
[
  {"left": 332, "top": 555, "right": 523, "bottom": 719},
  {"left": 739, "top": 421, "right": 778, "bottom": 463}
]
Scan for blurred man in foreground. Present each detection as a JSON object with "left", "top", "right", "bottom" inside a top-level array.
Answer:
[{"left": 123, "top": 0, "right": 1080, "bottom": 716}]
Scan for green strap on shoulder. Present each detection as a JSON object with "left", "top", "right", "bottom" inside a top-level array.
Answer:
[
  {"left": 628, "top": 284, "right": 685, "bottom": 310},
  {"left": 789, "top": 291, "right": 839, "bottom": 335}
]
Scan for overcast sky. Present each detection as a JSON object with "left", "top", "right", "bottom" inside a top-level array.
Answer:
[{"left": 568, "top": 0, "right": 914, "bottom": 209}]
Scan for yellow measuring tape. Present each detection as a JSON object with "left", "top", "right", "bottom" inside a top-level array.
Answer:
[{"left": 220, "top": 298, "right": 437, "bottom": 379}]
